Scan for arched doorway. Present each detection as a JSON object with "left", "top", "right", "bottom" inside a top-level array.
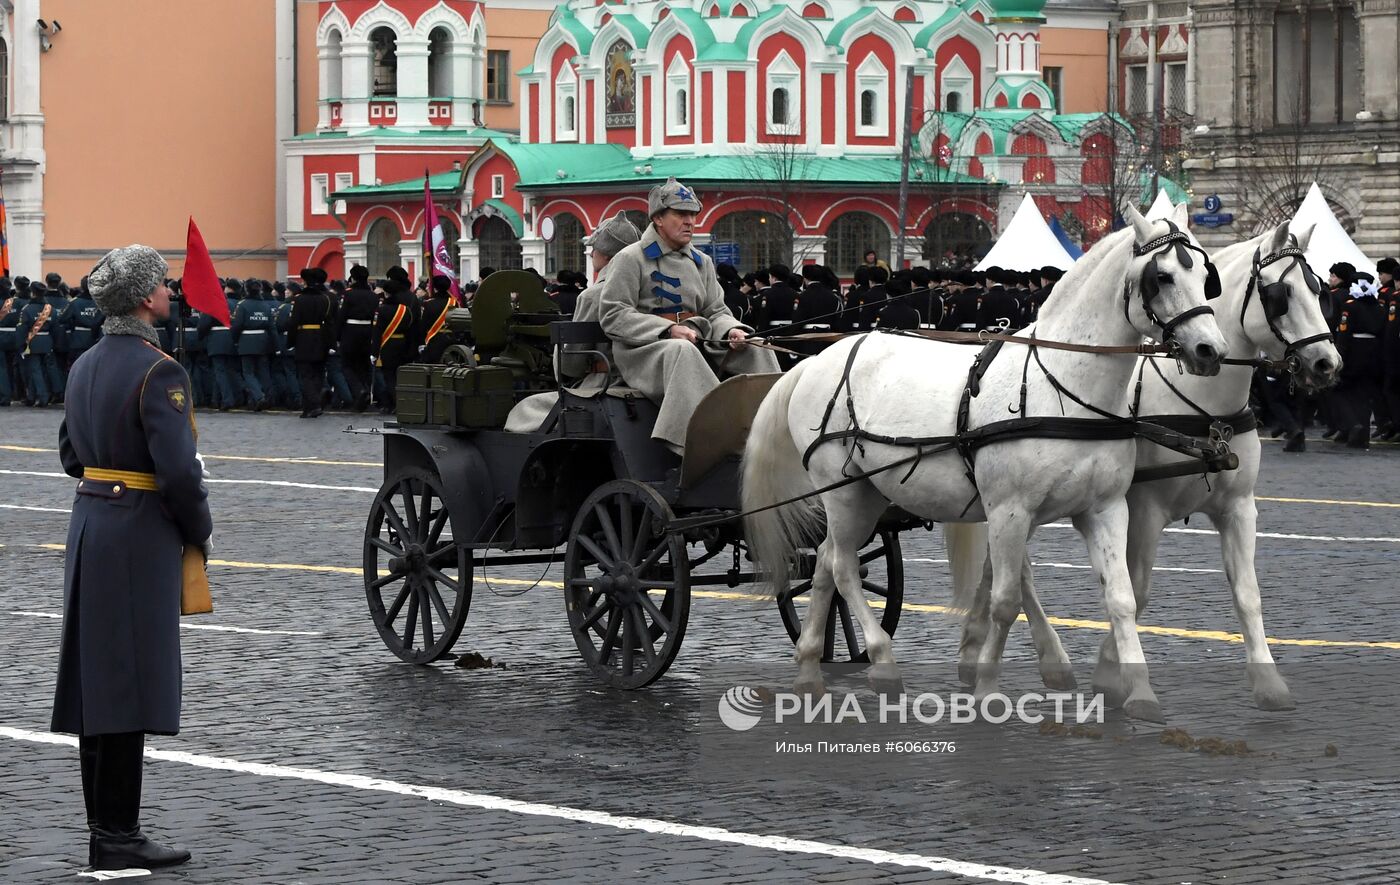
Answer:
[
  {"left": 922, "top": 212, "right": 992, "bottom": 269},
  {"left": 826, "top": 211, "right": 892, "bottom": 275},
  {"left": 365, "top": 218, "right": 401, "bottom": 278},
  {"left": 475, "top": 216, "right": 522, "bottom": 270},
  {"left": 709, "top": 210, "right": 792, "bottom": 272},
  {"left": 546, "top": 212, "right": 586, "bottom": 275}
]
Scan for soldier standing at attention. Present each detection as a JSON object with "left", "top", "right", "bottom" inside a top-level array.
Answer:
[
  {"left": 372, "top": 266, "right": 419, "bottom": 415},
  {"left": 288, "top": 268, "right": 335, "bottom": 419},
  {"left": 18, "top": 280, "right": 61, "bottom": 406},
  {"left": 231, "top": 279, "right": 274, "bottom": 411},
  {"left": 416, "top": 275, "right": 457, "bottom": 364},
  {"left": 60, "top": 276, "right": 105, "bottom": 363},
  {"left": 337, "top": 264, "right": 378, "bottom": 411},
  {"left": 53, "top": 245, "right": 211, "bottom": 872},
  {"left": 0, "top": 278, "right": 21, "bottom": 406}
]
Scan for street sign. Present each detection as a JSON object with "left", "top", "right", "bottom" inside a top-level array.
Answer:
[
  {"left": 700, "top": 241, "right": 741, "bottom": 266},
  {"left": 1203, "top": 194, "right": 1222, "bottom": 214},
  {"left": 1192, "top": 213, "right": 1235, "bottom": 227}
]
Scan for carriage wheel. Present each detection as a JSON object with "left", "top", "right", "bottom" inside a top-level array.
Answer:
[
  {"left": 363, "top": 466, "right": 472, "bottom": 664},
  {"left": 565, "top": 480, "right": 690, "bottom": 690},
  {"left": 776, "top": 531, "right": 904, "bottom": 667}
]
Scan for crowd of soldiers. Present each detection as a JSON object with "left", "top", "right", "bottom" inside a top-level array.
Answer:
[
  {"left": 1255, "top": 258, "right": 1400, "bottom": 451},
  {"left": 6, "top": 247, "right": 1396, "bottom": 446},
  {"left": 0, "top": 264, "right": 462, "bottom": 418}
]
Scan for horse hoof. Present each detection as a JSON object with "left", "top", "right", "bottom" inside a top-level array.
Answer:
[
  {"left": 1123, "top": 697, "right": 1165, "bottom": 723},
  {"left": 868, "top": 665, "right": 904, "bottom": 698},
  {"left": 1040, "top": 664, "right": 1078, "bottom": 693},
  {"left": 794, "top": 677, "right": 826, "bottom": 697},
  {"left": 958, "top": 663, "right": 978, "bottom": 689},
  {"left": 1091, "top": 679, "right": 1127, "bottom": 710},
  {"left": 1254, "top": 687, "right": 1296, "bottom": 712}
]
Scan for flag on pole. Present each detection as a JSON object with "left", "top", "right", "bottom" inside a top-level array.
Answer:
[
  {"left": 183, "top": 218, "right": 231, "bottom": 326},
  {"left": 422, "top": 171, "right": 463, "bottom": 305},
  {"left": 0, "top": 174, "right": 10, "bottom": 279}
]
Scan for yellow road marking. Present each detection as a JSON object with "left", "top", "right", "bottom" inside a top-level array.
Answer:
[
  {"left": 14, "top": 544, "right": 1397, "bottom": 651},
  {"left": 0, "top": 444, "right": 379, "bottom": 469}
]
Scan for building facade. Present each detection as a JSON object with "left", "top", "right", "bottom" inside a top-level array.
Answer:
[
  {"left": 0, "top": 0, "right": 553, "bottom": 281},
  {"left": 1152, "top": 0, "right": 1398, "bottom": 254},
  {"left": 324, "top": 0, "right": 1124, "bottom": 282}
]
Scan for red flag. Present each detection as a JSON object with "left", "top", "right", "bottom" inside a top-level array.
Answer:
[
  {"left": 422, "top": 171, "right": 463, "bottom": 306},
  {"left": 183, "top": 217, "right": 231, "bottom": 326}
]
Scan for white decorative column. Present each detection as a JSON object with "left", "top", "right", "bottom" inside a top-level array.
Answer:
[
  {"left": 399, "top": 239, "right": 423, "bottom": 281},
  {"left": 8, "top": 0, "right": 48, "bottom": 276},
  {"left": 451, "top": 44, "right": 480, "bottom": 125},
  {"left": 340, "top": 43, "right": 373, "bottom": 129},
  {"left": 395, "top": 40, "right": 431, "bottom": 129},
  {"left": 520, "top": 238, "right": 547, "bottom": 271},
  {"left": 459, "top": 237, "right": 480, "bottom": 282},
  {"left": 344, "top": 240, "right": 369, "bottom": 269}
]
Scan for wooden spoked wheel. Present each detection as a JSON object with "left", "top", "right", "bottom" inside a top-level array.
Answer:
[
  {"left": 564, "top": 480, "right": 690, "bottom": 690},
  {"left": 776, "top": 530, "right": 904, "bottom": 666},
  {"left": 363, "top": 467, "right": 472, "bottom": 664}
]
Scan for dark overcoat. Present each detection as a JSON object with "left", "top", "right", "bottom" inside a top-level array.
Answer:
[{"left": 51, "top": 332, "right": 212, "bottom": 736}]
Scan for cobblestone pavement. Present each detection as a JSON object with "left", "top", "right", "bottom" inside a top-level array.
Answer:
[{"left": 2, "top": 407, "right": 1398, "bottom": 884}]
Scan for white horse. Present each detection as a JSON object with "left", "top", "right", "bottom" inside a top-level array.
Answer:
[
  {"left": 742, "top": 204, "right": 1227, "bottom": 722},
  {"left": 954, "top": 221, "right": 1341, "bottom": 713}
]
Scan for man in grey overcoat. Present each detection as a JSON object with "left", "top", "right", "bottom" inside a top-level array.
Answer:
[
  {"left": 596, "top": 178, "right": 780, "bottom": 452},
  {"left": 52, "top": 245, "right": 212, "bottom": 872}
]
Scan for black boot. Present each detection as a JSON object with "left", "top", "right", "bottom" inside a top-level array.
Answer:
[
  {"left": 1282, "top": 430, "right": 1306, "bottom": 453},
  {"left": 1346, "top": 426, "right": 1371, "bottom": 449},
  {"left": 89, "top": 732, "right": 191, "bottom": 871}
]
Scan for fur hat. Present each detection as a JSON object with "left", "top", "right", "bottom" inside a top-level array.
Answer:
[
  {"left": 585, "top": 211, "right": 642, "bottom": 259},
  {"left": 87, "top": 245, "right": 169, "bottom": 317},
  {"left": 647, "top": 177, "right": 702, "bottom": 218},
  {"left": 1376, "top": 257, "right": 1398, "bottom": 276},
  {"left": 299, "top": 267, "right": 328, "bottom": 286},
  {"left": 45, "top": 272, "right": 63, "bottom": 288},
  {"left": 1329, "top": 262, "right": 1356, "bottom": 282},
  {"left": 385, "top": 266, "right": 411, "bottom": 287},
  {"left": 349, "top": 264, "right": 370, "bottom": 284},
  {"left": 432, "top": 274, "right": 452, "bottom": 294}
]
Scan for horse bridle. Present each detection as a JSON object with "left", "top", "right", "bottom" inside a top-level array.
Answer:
[
  {"left": 1123, "top": 221, "right": 1221, "bottom": 347},
  {"left": 1243, "top": 244, "right": 1334, "bottom": 364}
]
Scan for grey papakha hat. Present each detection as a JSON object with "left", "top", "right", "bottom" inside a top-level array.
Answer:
[
  {"left": 87, "top": 245, "right": 168, "bottom": 317},
  {"left": 585, "top": 211, "right": 642, "bottom": 258},
  {"left": 647, "top": 177, "right": 702, "bottom": 218}
]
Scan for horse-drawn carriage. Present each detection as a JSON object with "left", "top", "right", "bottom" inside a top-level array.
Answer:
[{"left": 357, "top": 270, "right": 911, "bottom": 688}]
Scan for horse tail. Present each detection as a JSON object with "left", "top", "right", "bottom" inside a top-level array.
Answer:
[
  {"left": 742, "top": 362, "right": 823, "bottom": 598},
  {"left": 945, "top": 522, "right": 989, "bottom": 613}
]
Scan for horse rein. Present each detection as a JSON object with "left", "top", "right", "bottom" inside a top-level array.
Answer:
[{"left": 1124, "top": 223, "right": 1219, "bottom": 348}]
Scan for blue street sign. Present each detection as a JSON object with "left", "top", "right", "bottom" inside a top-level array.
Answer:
[
  {"left": 701, "top": 241, "right": 741, "bottom": 266},
  {"left": 1192, "top": 213, "right": 1235, "bottom": 227},
  {"left": 1203, "top": 194, "right": 1222, "bottom": 213}
]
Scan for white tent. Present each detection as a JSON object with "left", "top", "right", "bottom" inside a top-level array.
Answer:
[
  {"left": 1144, "top": 189, "right": 1176, "bottom": 221},
  {"left": 1289, "top": 182, "right": 1375, "bottom": 278},
  {"left": 975, "top": 194, "right": 1076, "bottom": 271}
]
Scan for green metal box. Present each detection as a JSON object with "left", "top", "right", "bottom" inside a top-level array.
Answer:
[
  {"left": 430, "top": 365, "right": 516, "bottom": 429},
  {"left": 394, "top": 364, "right": 433, "bottom": 425}
]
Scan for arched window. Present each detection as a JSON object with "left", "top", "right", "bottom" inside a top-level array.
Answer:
[
  {"left": 370, "top": 27, "right": 398, "bottom": 97},
  {"left": 710, "top": 211, "right": 792, "bottom": 272},
  {"left": 860, "top": 90, "right": 877, "bottom": 127},
  {"left": 946, "top": 92, "right": 961, "bottom": 113},
  {"left": 555, "top": 62, "right": 578, "bottom": 140},
  {"left": 826, "top": 212, "right": 891, "bottom": 276},
  {"left": 428, "top": 27, "right": 452, "bottom": 97},
  {"left": 0, "top": 38, "right": 8, "bottom": 120},
  {"left": 476, "top": 216, "right": 523, "bottom": 270},
  {"left": 325, "top": 30, "right": 343, "bottom": 99},
  {"left": 547, "top": 212, "right": 586, "bottom": 275},
  {"left": 771, "top": 88, "right": 789, "bottom": 126},
  {"left": 563, "top": 97, "right": 576, "bottom": 132},
  {"left": 666, "top": 54, "right": 691, "bottom": 136},
  {"left": 624, "top": 209, "right": 650, "bottom": 233},
  {"left": 922, "top": 213, "right": 993, "bottom": 266},
  {"left": 366, "top": 218, "right": 401, "bottom": 278},
  {"left": 765, "top": 50, "right": 800, "bottom": 135}
]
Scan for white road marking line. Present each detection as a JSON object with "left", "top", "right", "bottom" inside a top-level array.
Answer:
[
  {"left": 0, "top": 726, "right": 1123, "bottom": 885},
  {"left": 1041, "top": 522, "right": 1400, "bottom": 545},
  {"left": 0, "top": 503, "right": 70, "bottom": 513},
  {"left": 6, "top": 611, "right": 321, "bottom": 637},
  {"left": 0, "top": 469, "right": 376, "bottom": 494},
  {"left": 907, "top": 558, "right": 1223, "bottom": 575}
]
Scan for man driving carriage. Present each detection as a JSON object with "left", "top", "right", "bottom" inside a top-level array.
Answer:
[{"left": 596, "top": 178, "right": 780, "bottom": 454}]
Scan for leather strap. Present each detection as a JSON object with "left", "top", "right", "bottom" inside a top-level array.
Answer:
[{"left": 82, "top": 467, "right": 159, "bottom": 491}]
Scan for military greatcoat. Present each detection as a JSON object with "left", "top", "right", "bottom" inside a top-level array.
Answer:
[
  {"left": 52, "top": 330, "right": 211, "bottom": 736},
  {"left": 597, "top": 225, "right": 780, "bottom": 448}
]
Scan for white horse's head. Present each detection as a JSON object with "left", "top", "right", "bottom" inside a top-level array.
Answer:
[
  {"left": 1238, "top": 222, "right": 1341, "bottom": 391},
  {"left": 1124, "top": 203, "right": 1228, "bottom": 375}
]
